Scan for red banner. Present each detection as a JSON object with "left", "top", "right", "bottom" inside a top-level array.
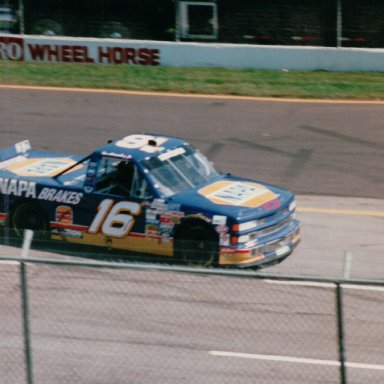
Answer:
[{"left": 0, "top": 36, "right": 24, "bottom": 61}]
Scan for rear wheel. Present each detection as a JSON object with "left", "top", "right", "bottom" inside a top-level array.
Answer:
[
  {"left": 10, "top": 203, "right": 48, "bottom": 240},
  {"left": 175, "top": 225, "right": 218, "bottom": 267}
]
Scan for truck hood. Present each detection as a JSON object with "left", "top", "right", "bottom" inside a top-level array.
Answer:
[{"left": 168, "top": 175, "right": 294, "bottom": 221}]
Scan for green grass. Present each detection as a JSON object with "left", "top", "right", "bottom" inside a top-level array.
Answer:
[{"left": 1, "top": 61, "right": 384, "bottom": 100}]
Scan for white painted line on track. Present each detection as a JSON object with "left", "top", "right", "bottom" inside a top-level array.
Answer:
[
  {"left": 264, "top": 279, "right": 384, "bottom": 291},
  {"left": 209, "top": 351, "right": 384, "bottom": 371},
  {"left": 297, "top": 207, "right": 384, "bottom": 217},
  {"left": 264, "top": 279, "right": 334, "bottom": 288},
  {"left": 342, "top": 284, "right": 384, "bottom": 292}
]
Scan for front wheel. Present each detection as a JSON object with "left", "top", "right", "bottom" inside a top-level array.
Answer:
[
  {"left": 10, "top": 203, "right": 49, "bottom": 240},
  {"left": 174, "top": 225, "right": 219, "bottom": 267}
]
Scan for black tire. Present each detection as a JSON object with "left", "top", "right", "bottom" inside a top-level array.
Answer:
[
  {"left": 175, "top": 225, "right": 219, "bottom": 267},
  {"left": 10, "top": 203, "right": 48, "bottom": 240}
]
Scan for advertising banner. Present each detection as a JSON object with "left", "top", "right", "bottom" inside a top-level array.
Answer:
[
  {"left": 0, "top": 35, "right": 161, "bottom": 66},
  {"left": 1, "top": 34, "right": 384, "bottom": 72}
]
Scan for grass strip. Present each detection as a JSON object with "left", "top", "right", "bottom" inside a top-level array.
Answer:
[{"left": 1, "top": 61, "right": 384, "bottom": 100}]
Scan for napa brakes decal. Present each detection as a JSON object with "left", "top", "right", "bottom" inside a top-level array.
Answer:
[
  {"left": 198, "top": 181, "right": 278, "bottom": 208},
  {"left": 0, "top": 177, "right": 83, "bottom": 205},
  {"left": 38, "top": 188, "right": 83, "bottom": 205},
  {"left": 0, "top": 178, "right": 36, "bottom": 198}
]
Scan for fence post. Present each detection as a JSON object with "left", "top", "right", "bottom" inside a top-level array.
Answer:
[
  {"left": 335, "top": 282, "right": 347, "bottom": 384},
  {"left": 336, "top": 0, "right": 343, "bottom": 47},
  {"left": 20, "top": 230, "right": 34, "bottom": 384},
  {"left": 18, "top": 0, "right": 25, "bottom": 34}
]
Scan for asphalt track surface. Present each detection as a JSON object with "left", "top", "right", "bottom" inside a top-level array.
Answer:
[{"left": 1, "top": 86, "right": 384, "bottom": 384}]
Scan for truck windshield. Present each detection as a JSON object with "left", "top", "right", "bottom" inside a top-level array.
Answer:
[{"left": 141, "top": 145, "right": 219, "bottom": 197}]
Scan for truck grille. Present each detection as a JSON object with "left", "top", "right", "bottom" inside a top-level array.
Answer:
[
  {"left": 263, "top": 227, "right": 299, "bottom": 254},
  {"left": 245, "top": 218, "right": 291, "bottom": 242},
  {"left": 257, "top": 218, "right": 291, "bottom": 237}
]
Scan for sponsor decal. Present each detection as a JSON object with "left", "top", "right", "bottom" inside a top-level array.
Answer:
[
  {"left": 115, "top": 134, "right": 167, "bottom": 153},
  {"left": 158, "top": 212, "right": 184, "bottom": 243},
  {"left": 212, "top": 215, "right": 227, "bottom": 225},
  {"left": 84, "top": 186, "right": 94, "bottom": 193},
  {"left": 160, "top": 211, "right": 184, "bottom": 225},
  {"left": 215, "top": 224, "right": 229, "bottom": 234},
  {"left": 26, "top": 42, "right": 160, "bottom": 66},
  {"left": 55, "top": 205, "right": 73, "bottom": 224},
  {"left": 28, "top": 44, "right": 94, "bottom": 63},
  {"left": 158, "top": 147, "right": 185, "bottom": 161},
  {"left": 146, "top": 208, "right": 159, "bottom": 224},
  {"left": 38, "top": 188, "right": 83, "bottom": 205},
  {"left": 145, "top": 224, "right": 159, "bottom": 238},
  {"left": 0, "top": 155, "right": 27, "bottom": 170},
  {"left": 98, "top": 47, "right": 160, "bottom": 65},
  {"left": 261, "top": 199, "right": 281, "bottom": 210},
  {"left": 199, "top": 181, "right": 277, "bottom": 208},
  {"left": 159, "top": 225, "right": 172, "bottom": 243},
  {"left": 215, "top": 224, "right": 230, "bottom": 246},
  {"left": 100, "top": 151, "right": 132, "bottom": 159},
  {"left": 6, "top": 157, "right": 81, "bottom": 177},
  {"left": 64, "top": 229, "right": 83, "bottom": 239},
  {"left": 0, "top": 36, "right": 24, "bottom": 61},
  {"left": 146, "top": 200, "right": 182, "bottom": 224},
  {"left": 1, "top": 36, "right": 161, "bottom": 66},
  {"left": 144, "top": 200, "right": 184, "bottom": 242},
  {"left": 0, "top": 178, "right": 36, "bottom": 198},
  {"left": 52, "top": 228, "right": 83, "bottom": 239}
]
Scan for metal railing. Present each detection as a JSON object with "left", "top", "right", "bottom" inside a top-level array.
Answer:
[{"left": 1, "top": 252, "right": 383, "bottom": 384}]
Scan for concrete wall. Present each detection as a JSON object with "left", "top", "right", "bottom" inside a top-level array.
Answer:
[{"left": 1, "top": 34, "right": 383, "bottom": 72}]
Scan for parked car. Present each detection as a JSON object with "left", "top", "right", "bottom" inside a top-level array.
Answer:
[{"left": 0, "top": 134, "right": 300, "bottom": 268}]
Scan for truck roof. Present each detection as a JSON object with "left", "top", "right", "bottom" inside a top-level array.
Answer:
[{"left": 92, "top": 134, "right": 189, "bottom": 162}]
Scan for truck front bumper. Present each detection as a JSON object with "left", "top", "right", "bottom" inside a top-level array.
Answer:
[{"left": 218, "top": 220, "right": 301, "bottom": 268}]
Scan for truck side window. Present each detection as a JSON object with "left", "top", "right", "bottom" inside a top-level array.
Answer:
[
  {"left": 94, "top": 157, "right": 120, "bottom": 193},
  {"left": 131, "top": 168, "right": 153, "bottom": 200},
  {"left": 94, "top": 158, "right": 152, "bottom": 199}
]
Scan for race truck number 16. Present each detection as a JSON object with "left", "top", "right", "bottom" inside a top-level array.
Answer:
[{"left": 89, "top": 199, "right": 141, "bottom": 238}]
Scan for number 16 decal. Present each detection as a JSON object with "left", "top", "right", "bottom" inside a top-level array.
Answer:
[{"left": 89, "top": 199, "right": 141, "bottom": 238}]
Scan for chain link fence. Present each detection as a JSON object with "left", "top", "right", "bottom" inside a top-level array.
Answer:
[
  {"left": 1, "top": 255, "right": 383, "bottom": 384},
  {"left": 15, "top": 0, "right": 384, "bottom": 48}
]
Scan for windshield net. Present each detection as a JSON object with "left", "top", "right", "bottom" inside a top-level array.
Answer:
[{"left": 141, "top": 145, "right": 219, "bottom": 197}]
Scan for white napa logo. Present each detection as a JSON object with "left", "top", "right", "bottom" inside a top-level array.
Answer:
[{"left": 209, "top": 182, "right": 268, "bottom": 205}]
